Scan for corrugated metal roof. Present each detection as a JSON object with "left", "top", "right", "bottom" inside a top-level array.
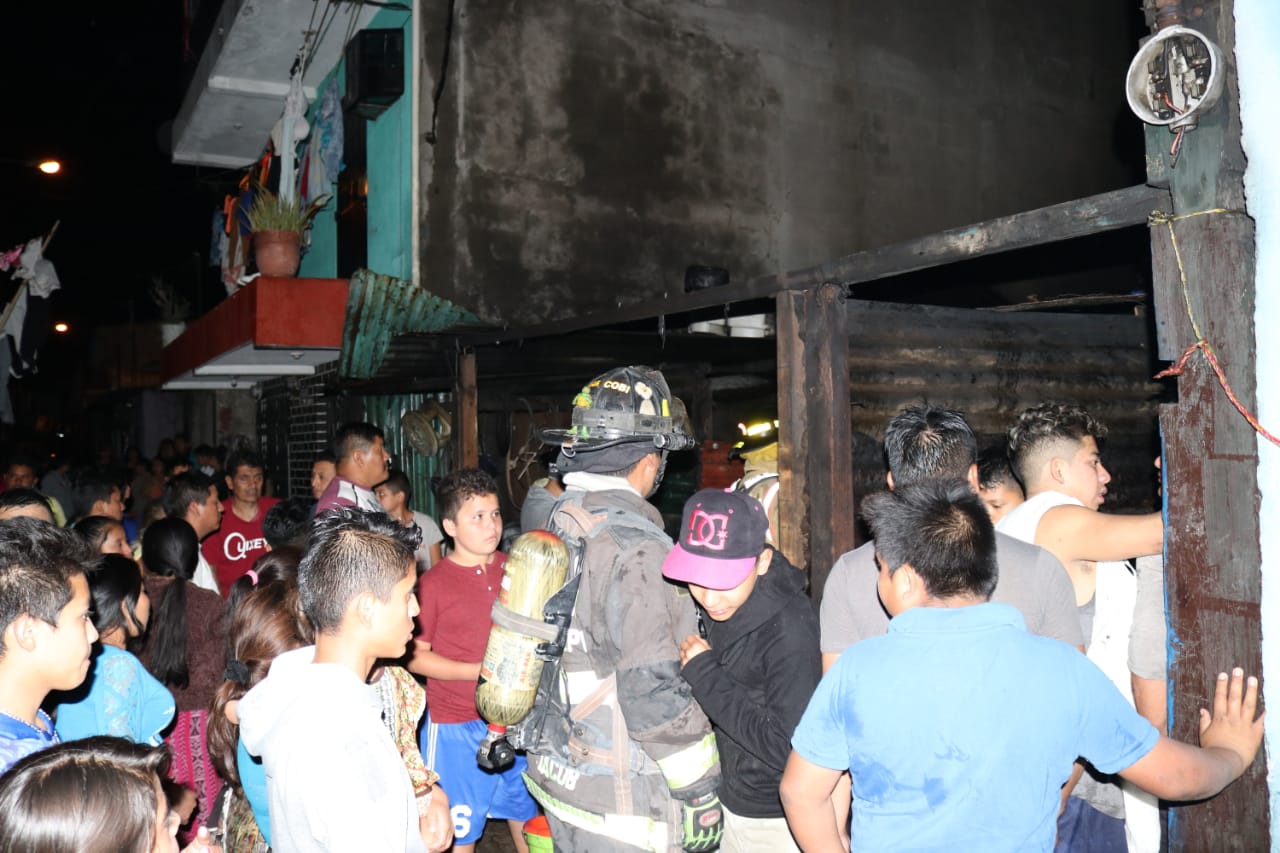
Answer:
[{"left": 340, "top": 270, "right": 479, "bottom": 380}]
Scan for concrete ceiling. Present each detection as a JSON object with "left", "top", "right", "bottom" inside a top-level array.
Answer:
[{"left": 171, "top": 0, "right": 377, "bottom": 168}]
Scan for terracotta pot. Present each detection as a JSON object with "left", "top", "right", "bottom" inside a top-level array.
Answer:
[{"left": 253, "top": 230, "right": 301, "bottom": 277}]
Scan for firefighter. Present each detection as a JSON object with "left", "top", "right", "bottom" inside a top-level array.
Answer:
[
  {"left": 521, "top": 365, "right": 723, "bottom": 853},
  {"left": 730, "top": 417, "right": 780, "bottom": 546}
]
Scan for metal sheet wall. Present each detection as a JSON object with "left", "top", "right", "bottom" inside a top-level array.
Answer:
[
  {"left": 840, "top": 299, "right": 1163, "bottom": 515},
  {"left": 362, "top": 393, "right": 452, "bottom": 521}
]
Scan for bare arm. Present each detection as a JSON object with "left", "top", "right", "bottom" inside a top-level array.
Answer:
[
  {"left": 1119, "top": 669, "right": 1263, "bottom": 801},
  {"left": 1038, "top": 507, "right": 1163, "bottom": 565},
  {"left": 822, "top": 652, "right": 840, "bottom": 673},
  {"left": 406, "top": 640, "right": 482, "bottom": 681},
  {"left": 428, "top": 543, "right": 443, "bottom": 567},
  {"left": 780, "top": 752, "right": 847, "bottom": 853},
  {"left": 1132, "top": 675, "right": 1168, "bottom": 732}
]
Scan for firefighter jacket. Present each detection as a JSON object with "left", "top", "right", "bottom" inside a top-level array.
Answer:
[{"left": 523, "top": 486, "right": 721, "bottom": 852}]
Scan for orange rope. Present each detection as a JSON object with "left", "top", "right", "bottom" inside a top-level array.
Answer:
[{"left": 1149, "top": 209, "right": 1280, "bottom": 448}]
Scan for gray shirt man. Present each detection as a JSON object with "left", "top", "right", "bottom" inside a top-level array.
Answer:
[{"left": 820, "top": 532, "right": 1084, "bottom": 657}]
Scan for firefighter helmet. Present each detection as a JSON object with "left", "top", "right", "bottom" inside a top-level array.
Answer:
[{"left": 539, "top": 366, "right": 695, "bottom": 474}]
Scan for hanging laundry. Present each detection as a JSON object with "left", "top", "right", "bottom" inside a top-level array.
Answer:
[
  {"left": 314, "top": 77, "right": 345, "bottom": 190},
  {"left": 210, "top": 210, "right": 226, "bottom": 266}
]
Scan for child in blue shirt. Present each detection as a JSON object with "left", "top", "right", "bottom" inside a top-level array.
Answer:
[
  {"left": 54, "top": 554, "right": 175, "bottom": 745},
  {"left": 0, "top": 520, "right": 99, "bottom": 773}
]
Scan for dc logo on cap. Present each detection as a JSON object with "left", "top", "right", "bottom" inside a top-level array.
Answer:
[{"left": 686, "top": 509, "right": 730, "bottom": 551}]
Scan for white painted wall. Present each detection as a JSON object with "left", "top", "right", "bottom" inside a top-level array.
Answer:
[{"left": 1234, "top": 1, "right": 1280, "bottom": 845}]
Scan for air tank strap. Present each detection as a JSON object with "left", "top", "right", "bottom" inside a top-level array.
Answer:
[{"left": 490, "top": 601, "right": 562, "bottom": 643}]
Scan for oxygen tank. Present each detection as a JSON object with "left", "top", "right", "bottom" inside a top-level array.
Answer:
[{"left": 476, "top": 530, "right": 570, "bottom": 726}]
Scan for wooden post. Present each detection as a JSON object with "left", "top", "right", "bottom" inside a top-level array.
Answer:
[
  {"left": 1145, "top": 2, "right": 1268, "bottom": 847},
  {"left": 776, "top": 284, "right": 855, "bottom": 600},
  {"left": 456, "top": 348, "right": 479, "bottom": 469}
]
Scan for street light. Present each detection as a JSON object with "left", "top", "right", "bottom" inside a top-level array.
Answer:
[
  {"left": 37, "top": 160, "right": 61, "bottom": 175},
  {"left": 53, "top": 323, "right": 69, "bottom": 333}
]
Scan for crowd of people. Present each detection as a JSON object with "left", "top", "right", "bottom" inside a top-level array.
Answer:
[{"left": 0, "top": 366, "right": 1263, "bottom": 853}]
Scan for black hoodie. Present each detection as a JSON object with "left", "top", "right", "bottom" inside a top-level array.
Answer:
[{"left": 680, "top": 548, "right": 822, "bottom": 818}]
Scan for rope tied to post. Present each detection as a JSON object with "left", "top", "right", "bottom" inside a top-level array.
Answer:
[{"left": 1149, "top": 208, "right": 1280, "bottom": 448}]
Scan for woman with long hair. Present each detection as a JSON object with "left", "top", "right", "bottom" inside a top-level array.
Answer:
[
  {"left": 53, "top": 555, "right": 174, "bottom": 745},
  {"left": 0, "top": 736, "right": 219, "bottom": 853},
  {"left": 209, "top": 548, "right": 311, "bottom": 852},
  {"left": 138, "top": 517, "right": 227, "bottom": 842}
]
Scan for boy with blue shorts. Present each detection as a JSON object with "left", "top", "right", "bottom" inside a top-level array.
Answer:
[{"left": 409, "top": 469, "right": 538, "bottom": 852}]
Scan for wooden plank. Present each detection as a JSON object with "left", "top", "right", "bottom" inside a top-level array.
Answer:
[
  {"left": 456, "top": 349, "right": 479, "bottom": 469},
  {"left": 456, "top": 184, "right": 1171, "bottom": 346},
  {"left": 775, "top": 292, "right": 807, "bottom": 571},
  {"left": 803, "top": 284, "right": 855, "bottom": 600},
  {"left": 1154, "top": 212, "right": 1266, "bottom": 850},
  {"left": 1146, "top": 2, "right": 1267, "bottom": 837}
]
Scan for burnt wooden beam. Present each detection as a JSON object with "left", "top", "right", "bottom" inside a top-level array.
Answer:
[
  {"left": 455, "top": 349, "right": 479, "bottom": 469},
  {"left": 1145, "top": 2, "right": 1267, "bottom": 846},
  {"left": 776, "top": 284, "right": 854, "bottom": 597},
  {"left": 457, "top": 184, "right": 1171, "bottom": 346}
]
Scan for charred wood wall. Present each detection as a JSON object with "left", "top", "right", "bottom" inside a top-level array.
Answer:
[{"left": 790, "top": 297, "right": 1162, "bottom": 598}]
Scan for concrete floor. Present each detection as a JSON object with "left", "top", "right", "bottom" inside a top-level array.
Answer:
[{"left": 476, "top": 818, "right": 523, "bottom": 852}]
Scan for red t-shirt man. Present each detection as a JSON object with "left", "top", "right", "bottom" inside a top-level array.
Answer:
[
  {"left": 201, "top": 452, "right": 280, "bottom": 596},
  {"left": 202, "top": 496, "right": 280, "bottom": 595}
]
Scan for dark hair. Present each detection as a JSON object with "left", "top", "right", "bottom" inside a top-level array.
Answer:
[
  {"left": 333, "top": 422, "right": 384, "bottom": 463},
  {"left": 140, "top": 518, "right": 199, "bottom": 688},
  {"left": 437, "top": 468, "right": 499, "bottom": 521},
  {"left": 1006, "top": 403, "right": 1108, "bottom": 488},
  {"left": 225, "top": 546, "right": 303, "bottom": 618},
  {"left": 0, "top": 487, "right": 53, "bottom": 518},
  {"left": 6, "top": 452, "right": 39, "bottom": 476},
  {"left": 193, "top": 444, "right": 217, "bottom": 462},
  {"left": 87, "top": 555, "right": 145, "bottom": 647},
  {"left": 0, "top": 736, "right": 169, "bottom": 853},
  {"left": 861, "top": 478, "right": 998, "bottom": 600},
  {"left": 300, "top": 508, "right": 417, "bottom": 634},
  {"left": 882, "top": 404, "right": 977, "bottom": 487},
  {"left": 210, "top": 562, "right": 311, "bottom": 787},
  {"left": 73, "top": 468, "right": 121, "bottom": 518},
  {"left": 73, "top": 516, "right": 125, "bottom": 554},
  {"left": 0, "top": 520, "right": 95, "bottom": 656},
  {"left": 313, "top": 452, "right": 337, "bottom": 466},
  {"left": 162, "top": 471, "right": 216, "bottom": 521},
  {"left": 223, "top": 448, "right": 264, "bottom": 479},
  {"left": 977, "top": 448, "right": 1023, "bottom": 493},
  {"left": 262, "top": 497, "right": 313, "bottom": 549},
  {"left": 162, "top": 457, "right": 189, "bottom": 479},
  {"left": 376, "top": 469, "right": 412, "bottom": 503}
]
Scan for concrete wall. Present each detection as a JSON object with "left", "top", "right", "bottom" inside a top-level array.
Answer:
[{"left": 420, "top": 0, "right": 1139, "bottom": 325}]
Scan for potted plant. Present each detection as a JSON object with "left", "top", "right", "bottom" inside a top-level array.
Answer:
[{"left": 243, "top": 186, "right": 331, "bottom": 278}]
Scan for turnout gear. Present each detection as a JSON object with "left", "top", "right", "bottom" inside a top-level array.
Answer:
[{"left": 520, "top": 367, "right": 719, "bottom": 853}]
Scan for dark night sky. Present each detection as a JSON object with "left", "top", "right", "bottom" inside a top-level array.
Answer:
[{"left": 0, "top": 3, "right": 219, "bottom": 333}]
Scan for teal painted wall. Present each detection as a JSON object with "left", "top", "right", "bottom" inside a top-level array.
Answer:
[
  {"left": 298, "top": 61, "right": 342, "bottom": 278},
  {"left": 366, "top": 8, "right": 414, "bottom": 281},
  {"left": 299, "top": 8, "right": 413, "bottom": 281}
]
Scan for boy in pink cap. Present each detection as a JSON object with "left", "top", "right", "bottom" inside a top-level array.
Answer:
[{"left": 663, "top": 489, "right": 821, "bottom": 853}]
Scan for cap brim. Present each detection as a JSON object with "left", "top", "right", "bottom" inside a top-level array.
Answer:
[{"left": 661, "top": 543, "right": 757, "bottom": 590}]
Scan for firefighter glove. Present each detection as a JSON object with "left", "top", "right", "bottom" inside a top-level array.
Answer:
[{"left": 678, "top": 792, "right": 723, "bottom": 852}]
